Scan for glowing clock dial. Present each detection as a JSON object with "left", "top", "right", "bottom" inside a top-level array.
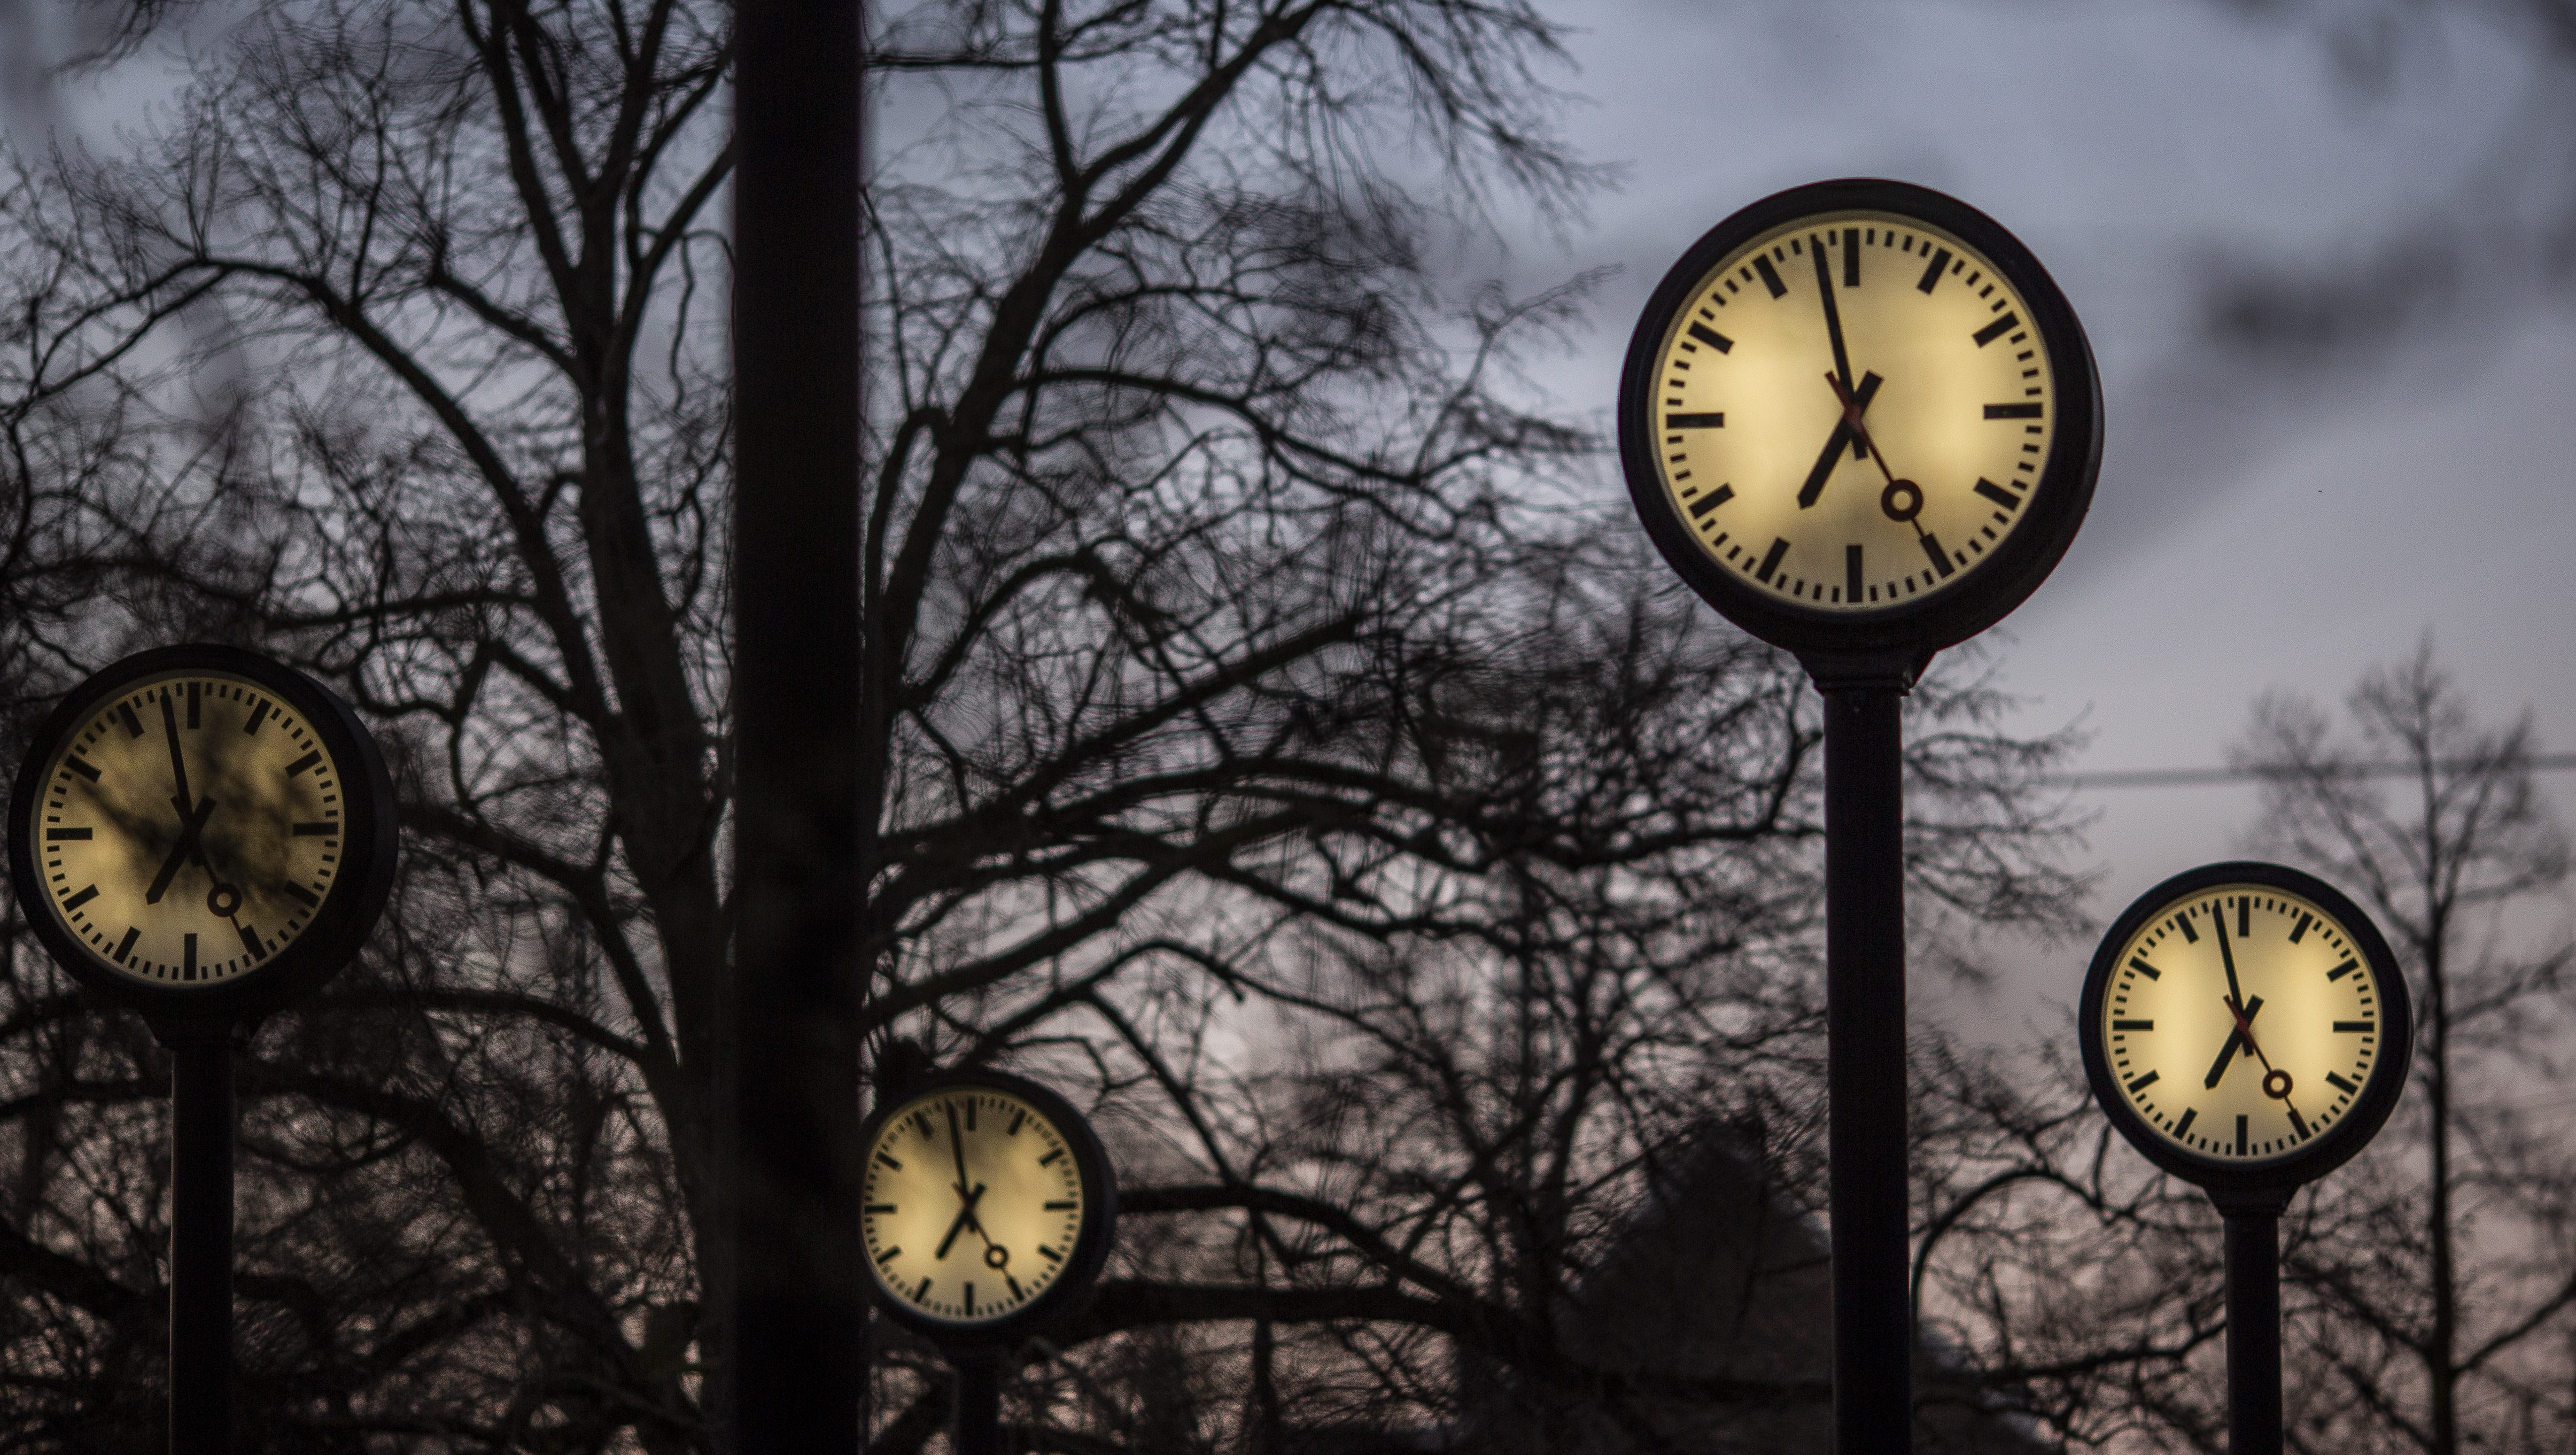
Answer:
[
  {"left": 859, "top": 1076, "right": 1113, "bottom": 1335},
  {"left": 2082, "top": 862, "right": 2412, "bottom": 1191},
  {"left": 26, "top": 671, "right": 353, "bottom": 986},
  {"left": 1619, "top": 179, "right": 2100, "bottom": 658}
]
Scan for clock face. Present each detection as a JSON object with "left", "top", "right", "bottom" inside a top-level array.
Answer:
[
  {"left": 24, "top": 668, "right": 353, "bottom": 987},
  {"left": 2082, "top": 864, "right": 2412, "bottom": 1189},
  {"left": 861, "top": 1083, "right": 1103, "bottom": 1331},
  {"left": 8, "top": 644, "right": 398, "bottom": 1021},
  {"left": 1620, "top": 180, "right": 2099, "bottom": 658}
]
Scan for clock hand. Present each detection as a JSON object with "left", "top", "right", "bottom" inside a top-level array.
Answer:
[
  {"left": 947, "top": 1101, "right": 972, "bottom": 1192},
  {"left": 1809, "top": 235, "right": 1858, "bottom": 409},
  {"left": 1825, "top": 371, "right": 1927, "bottom": 526},
  {"left": 2220, "top": 995, "right": 2309, "bottom": 1127},
  {"left": 150, "top": 729, "right": 251, "bottom": 914},
  {"left": 159, "top": 692, "right": 194, "bottom": 815},
  {"left": 934, "top": 1181, "right": 988, "bottom": 1261},
  {"left": 2211, "top": 903, "right": 2248, "bottom": 1011},
  {"left": 144, "top": 794, "right": 220, "bottom": 906},
  {"left": 2220, "top": 994, "right": 2271, "bottom": 1065},
  {"left": 2201, "top": 992, "right": 2263, "bottom": 1089},
  {"left": 1796, "top": 371, "right": 1883, "bottom": 509}
]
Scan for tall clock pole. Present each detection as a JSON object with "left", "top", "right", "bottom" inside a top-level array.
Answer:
[
  {"left": 2079, "top": 864, "right": 2413, "bottom": 1455},
  {"left": 1811, "top": 654, "right": 1917, "bottom": 1451},
  {"left": 2219, "top": 1190, "right": 2288, "bottom": 1455},
  {"left": 726, "top": 0, "right": 867, "bottom": 1447},
  {"left": 7, "top": 646, "right": 400, "bottom": 1455},
  {"left": 1617, "top": 181, "right": 2102, "bottom": 1455},
  {"left": 952, "top": 1353, "right": 1002, "bottom": 1455},
  {"left": 857, "top": 1068, "right": 1119, "bottom": 1455},
  {"left": 163, "top": 1021, "right": 239, "bottom": 1455}
]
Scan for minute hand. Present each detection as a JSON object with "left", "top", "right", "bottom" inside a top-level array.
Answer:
[
  {"left": 159, "top": 692, "right": 194, "bottom": 813},
  {"left": 1811, "top": 235, "right": 1857, "bottom": 402},
  {"left": 1797, "top": 371, "right": 1882, "bottom": 509},
  {"left": 2212, "top": 904, "right": 2248, "bottom": 1011}
]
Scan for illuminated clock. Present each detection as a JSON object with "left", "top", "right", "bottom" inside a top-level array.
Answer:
[
  {"left": 2080, "top": 861, "right": 2412, "bottom": 1193},
  {"left": 859, "top": 1068, "right": 1117, "bottom": 1342},
  {"left": 1618, "top": 178, "right": 2102, "bottom": 658},
  {"left": 6, "top": 644, "right": 399, "bottom": 1023}
]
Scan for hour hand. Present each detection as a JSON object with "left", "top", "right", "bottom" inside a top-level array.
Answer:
[
  {"left": 935, "top": 1182, "right": 987, "bottom": 1261},
  {"left": 2202, "top": 993, "right": 2264, "bottom": 1088},
  {"left": 1798, "top": 371, "right": 1882, "bottom": 508},
  {"left": 144, "top": 794, "right": 219, "bottom": 906}
]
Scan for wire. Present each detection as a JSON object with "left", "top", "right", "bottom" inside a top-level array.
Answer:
[{"left": 2042, "top": 754, "right": 2576, "bottom": 791}]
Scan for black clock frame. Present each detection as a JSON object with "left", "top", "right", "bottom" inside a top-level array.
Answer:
[
  {"left": 859, "top": 1066, "right": 1119, "bottom": 1349},
  {"left": 6, "top": 644, "right": 401, "bottom": 1027},
  {"left": 2079, "top": 860, "right": 2413, "bottom": 1200},
  {"left": 1618, "top": 178, "right": 2103, "bottom": 661}
]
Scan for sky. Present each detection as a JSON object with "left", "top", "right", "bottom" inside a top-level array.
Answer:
[
  {"left": 8, "top": 0, "right": 2569, "bottom": 1039},
  {"left": 1492, "top": 0, "right": 2576, "bottom": 1035}
]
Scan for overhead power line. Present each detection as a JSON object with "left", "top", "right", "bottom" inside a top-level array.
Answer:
[{"left": 2045, "top": 754, "right": 2576, "bottom": 790}]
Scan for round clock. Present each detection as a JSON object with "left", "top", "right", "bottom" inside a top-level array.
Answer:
[
  {"left": 2080, "top": 862, "right": 2412, "bottom": 1195},
  {"left": 7, "top": 645, "right": 400, "bottom": 1024},
  {"left": 1618, "top": 178, "right": 2102, "bottom": 659},
  {"left": 860, "top": 1067, "right": 1117, "bottom": 1344}
]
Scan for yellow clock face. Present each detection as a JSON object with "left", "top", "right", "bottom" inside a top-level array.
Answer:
[
  {"left": 1641, "top": 211, "right": 2054, "bottom": 611},
  {"left": 27, "top": 670, "right": 353, "bottom": 987},
  {"left": 2099, "top": 885, "right": 2390, "bottom": 1165},
  {"left": 861, "top": 1086, "right": 1091, "bottom": 1326}
]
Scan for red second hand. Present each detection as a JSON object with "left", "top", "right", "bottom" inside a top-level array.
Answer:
[
  {"left": 2222, "top": 996, "right": 2307, "bottom": 1127},
  {"left": 1827, "top": 371, "right": 1900, "bottom": 488}
]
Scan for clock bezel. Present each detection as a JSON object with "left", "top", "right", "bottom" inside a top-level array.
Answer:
[
  {"left": 2079, "top": 860, "right": 2413, "bottom": 1196},
  {"left": 6, "top": 644, "right": 400, "bottom": 1025},
  {"left": 858, "top": 1066, "right": 1118, "bottom": 1347},
  {"left": 1617, "top": 178, "right": 2103, "bottom": 659}
]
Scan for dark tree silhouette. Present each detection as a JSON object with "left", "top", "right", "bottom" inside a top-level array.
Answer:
[
  {"left": 0, "top": 1, "right": 2092, "bottom": 1447},
  {"left": 2234, "top": 642, "right": 2575, "bottom": 1455},
  {"left": 1909, "top": 645, "right": 2576, "bottom": 1455}
]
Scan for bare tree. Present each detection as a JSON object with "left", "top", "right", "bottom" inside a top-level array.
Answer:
[
  {"left": 0, "top": 0, "right": 2096, "bottom": 1447},
  {"left": 1909, "top": 644, "right": 2576, "bottom": 1455},
  {"left": 2233, "top": 641, "right": 2576, "bottom": 1455}
]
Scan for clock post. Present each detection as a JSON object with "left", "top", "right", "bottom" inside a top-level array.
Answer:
[
  {"left": 1619, "top": 180, "right": 2102, "bottom": 1453},
  {"left": 2217, "top": 1187, "right": 2289, "bottom": 1455},
  {"left": 6, "top": 645, "right": 401, "bottom": 1454},
  {"left": 1808, "top": 647, "right": 1917, "bottom": 1452},
  {"left": 165, "top": 1017, "right": 243, "bottom": 1454},
  {"left": 2080, "top": 862, "right": 2413, "bottom": 1455},
  {"left": 857, "top": 1065, "right": 1118, "bottom": 1455}
]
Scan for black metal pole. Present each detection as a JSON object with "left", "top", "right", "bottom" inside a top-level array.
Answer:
[
  {"left": 2221, "top": 1201, "right": 2285, "bottom": 1455},
  {"left": 727, "top": 0, "right": 865, "bottom": 1449},
  {"left": 952, "top": 1354, "right": 1001, "bottom": 1455},
  {"left": 165, "top": 1026, "right": 236, "bottom": 1455},
  {"left": 1818, "top": 670, "right": 1912, "bottom": 1455}
]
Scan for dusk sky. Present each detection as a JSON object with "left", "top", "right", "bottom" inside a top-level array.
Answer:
[{"left": 12, "top": 0, "right": 2570, "bottom": 1034}]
